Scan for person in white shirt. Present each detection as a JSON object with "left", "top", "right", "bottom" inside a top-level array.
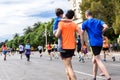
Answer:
[
  {"left": 19, "top": 44, "right": 24, "bottom": 59},
  {"left": 38, "top": 45, "right": 43, "bottom": 57}
]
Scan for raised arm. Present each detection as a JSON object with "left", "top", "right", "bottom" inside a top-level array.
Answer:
[{"left": 102, "top": 24, "right": 109, "bottom": 33}]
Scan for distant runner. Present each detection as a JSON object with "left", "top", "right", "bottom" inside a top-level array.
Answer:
[
  {"left": 19, "top": 44, "right": 24, "bottom": 59},
  {"left": 38, "top": 44, "right": 43, "bottom": 57},
  {"left": 25, "top": 42, "right": 31, "bottom": 62},
  {"left": 2, "top": 43, "right": 8, "bottom": 61}
]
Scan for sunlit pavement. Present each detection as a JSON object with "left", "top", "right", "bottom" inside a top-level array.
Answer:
[{"left": 0, "top": 51, "right": 120, "bottom": 80}]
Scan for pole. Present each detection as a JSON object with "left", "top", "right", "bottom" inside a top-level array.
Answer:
[{"left": 45, "top": 25, "right": 47, "bottom": 47}]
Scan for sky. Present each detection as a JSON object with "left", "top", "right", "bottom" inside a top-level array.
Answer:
[{"left": 0, "top": 0, "right": 69, "bottom": 38}]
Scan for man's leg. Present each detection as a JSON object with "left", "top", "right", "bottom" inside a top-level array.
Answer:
[
  {"left": 28, "top": 54, "right": 30, "bottom": 61},
  {"left": 92, "top": 56, "right": 98, "bottom": 79},
  {"left": 62, "top": 57, "right": 76, "bottom": 80},
  {"left": 4, "top": 54, "right": 6, "bottom": 61},
  {"left": 48, "top": 51, "right": 52, "bottom": 60},
  {"left": 103, "top": 51, "right": 106, "bottom": 61},
  {"left": 21, "top": 53, "right": 22, "bottom": 59},
  {"left": 94, "top": 55, "right": 111, "bottom": 79},
  {"left": 26, "top": 54, "right": 29, "bottom": 61}
]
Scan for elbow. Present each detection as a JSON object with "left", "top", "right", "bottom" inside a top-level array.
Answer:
[
  {"left": 106, "top": 26, "right": 109, "bottom": 30},
  {"left": 55, "top": 34, "right": 59, "bottom": 38}
]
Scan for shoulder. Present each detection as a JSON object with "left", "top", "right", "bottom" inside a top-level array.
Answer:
[
  {"left": 58, "top": 21, "right": 64, "bottom": 25},
  {"left": 54, "top": 17, "right": 61, "bottom": 21},
  {"left": 82, "top": 20, "right": 88, "bottom": 28},
  {"left": 73, "top": 22, "right": 78, "bottom": 28},
  {"left": 94, "top": 18, "right": 104, "bottom": 23},
  {"left": 72, "top": 21, "right": 77, "bottom": 25},
  {"left": 83, "top": 19, "right": 88, "bottom": 24}
]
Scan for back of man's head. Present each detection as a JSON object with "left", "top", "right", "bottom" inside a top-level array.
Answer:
[
  {"left": 65, "top": 10, "right": 74, "bottom": 19},
  {"left": 55, "top": 8, "right": 64, "bottom": 17},
  {"left": 85, "top": 10, "right": 92, "bottom": 16}
]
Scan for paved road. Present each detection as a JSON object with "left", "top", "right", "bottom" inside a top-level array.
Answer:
[{"left": 0, "top": 51, "right": 120, "bottom": 80}]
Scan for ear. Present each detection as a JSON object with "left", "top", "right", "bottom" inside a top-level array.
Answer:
[{"left": 85, "top": 15, "right": 88, "bottom": 18}]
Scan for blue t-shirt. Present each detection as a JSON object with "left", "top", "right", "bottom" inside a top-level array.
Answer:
[
  {"left": 25, "top": 44, "right": 31, "bottom": 50},
  {"left": 52, "top": 17, "right": 61, "bottom": 31},
  {"left": 82, "top": 18, "right": 105, "bottom": 46}
]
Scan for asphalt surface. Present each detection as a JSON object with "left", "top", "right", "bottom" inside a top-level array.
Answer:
[{"left": 0, "top": 51, "right": 120, "bottom": 80}]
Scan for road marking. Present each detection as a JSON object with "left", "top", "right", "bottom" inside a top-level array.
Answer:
[{"left": 74, "top": 70, "right": 105, "bottom": 79}]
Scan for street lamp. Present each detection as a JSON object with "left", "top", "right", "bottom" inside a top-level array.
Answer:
[{"left": 45, "top": 25, "right": 47, "bottom": 47}]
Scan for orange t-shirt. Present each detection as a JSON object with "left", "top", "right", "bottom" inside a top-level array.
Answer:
[
  {"left": 83, "top": 45, "right": 87, "bottom": 49},
  {"left": 46, "top": 45, "right": 52, "bottom": 50},
  {"left": 103, "top": 37, "right": 109, "bottom": 48},
  {"left": 58, "top": 21, "right": 79, "bottom": 49}
]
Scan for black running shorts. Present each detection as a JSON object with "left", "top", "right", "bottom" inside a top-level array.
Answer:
[
  {"left": 91, "top": 46, "right": 102, "bottom": 56},
  {"left": 102, "top": 48, "right": 109, "bottom": 51},
  {"left": 19, "top": 51, "right": 24, "bottom": 54},
  {"left": 60, "top": 49, "right": 75, "bottom": 58}
]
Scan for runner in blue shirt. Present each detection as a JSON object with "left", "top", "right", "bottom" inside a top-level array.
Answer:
[
  {"left": 25, "top": 42, "right": 31, "bottom": 62},
  {"left": 81, "top": 10, "right": 111, "bottom": 80}
]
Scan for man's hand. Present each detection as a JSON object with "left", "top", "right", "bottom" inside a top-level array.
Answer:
[{"left": 81, "top": 46, "right": 84, "bottom": 53}]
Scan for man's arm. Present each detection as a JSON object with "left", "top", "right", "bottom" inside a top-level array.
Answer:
[
  {"left": 80, "top": 30, "right": 85, "bottom": 52},
  {"left": 81, "top": 30, "right": 85, "bottom": 46},
  {"left": 102, "top": 24, "right": 109, "bottom": 33},
  {"left": 76, "top": 27, "right": 81, "bottom": 36},
  {"left": 55, "top": 29, "right": 61, "bottom": 38}
]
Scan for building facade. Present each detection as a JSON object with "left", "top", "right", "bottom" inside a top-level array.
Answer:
[
  {"left": 68, "top": 0, "right": 89, "bottom": 48},
  {"left": 68, "top": 0, "right": 82, "bottom": 24}
]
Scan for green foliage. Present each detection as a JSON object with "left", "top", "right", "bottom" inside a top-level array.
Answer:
[
  {"left": 79, "top": 0, "right": 119, "bottom": 41},
  {"left": 6, "top": 19, "right": 55, "bottom": 50},
  {"left": 113, "top": 0, "right": 120, "bottom": 35}
]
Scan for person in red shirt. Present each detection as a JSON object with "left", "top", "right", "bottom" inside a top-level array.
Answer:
[
  {"left": 2, "top": 43, "right": 8, "bottom": 61},
  {"left": 46, "top": 43, "right": 52, "bottom": 60}
]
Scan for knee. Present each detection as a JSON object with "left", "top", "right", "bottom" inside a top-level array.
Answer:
[
  {"left": 66, "top": 69, "right": 69, "bottom": 76},
  {"left": 92, "top": 58, "right": 96, "bottom": 63}
]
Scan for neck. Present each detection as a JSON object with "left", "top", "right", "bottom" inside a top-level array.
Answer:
[
  {"left": 61, "top": 18, "right": 72, "bottom": 22},
  {"left": 87, "top": 16, "right": 92, "bottom": 19}
]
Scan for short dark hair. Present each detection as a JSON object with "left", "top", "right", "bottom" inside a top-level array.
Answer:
[
  {"left": 65, "top": 10, "right": 74, "bottom": 19},
  {"left": 55, "top": 8, "right": 64, "bottom": 17},
  {"left": 85, "top": 10, "right": 92, "bottom": 16}
]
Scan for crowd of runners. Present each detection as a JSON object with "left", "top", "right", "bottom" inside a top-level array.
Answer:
[{"left": 0, "top": 9, "right": 120, "bottom": 80}]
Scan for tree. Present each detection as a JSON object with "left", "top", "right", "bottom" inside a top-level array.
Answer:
[
  {"left": 23, "top": 26, "right": 33, "bottom": 34},
  {"left": 33, "top": 22, "right": 41, "bottom": 31},
  {"left": 14, "top": 33, "right": 19, "bottom": 38},
  {"left": 6, "top": 19, "right": 55, "bottom": 50},
  {"left": 112, "top": 0, "right": 120, "bottom": 34},
  {"left": 79, "top": 0, "right": 119, "bottom": 40}
]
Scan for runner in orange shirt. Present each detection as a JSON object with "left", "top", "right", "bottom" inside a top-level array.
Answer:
[
  {"left": 102, "top": 36, "right": 109, "bottom": 62},
  {"left": 55, "top": 10, "right": 81, "bottom": 80},
  {"left": 46, "top": 43, "right": 52, "bottom": 60}
]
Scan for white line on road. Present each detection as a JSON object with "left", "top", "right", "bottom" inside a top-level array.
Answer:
[{"left": 74, "top": 70, "right": 105, "bottom": 79}]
